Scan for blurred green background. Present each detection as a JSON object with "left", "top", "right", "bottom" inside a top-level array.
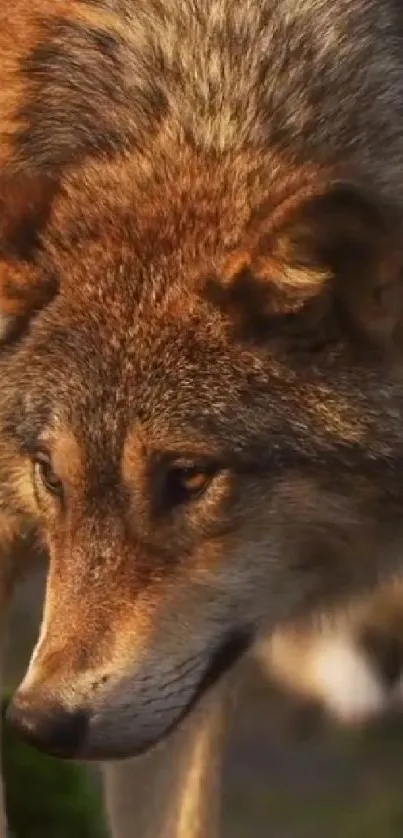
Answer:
[{"left": 4, "top": 566, "right": 403, "bottom": 838}]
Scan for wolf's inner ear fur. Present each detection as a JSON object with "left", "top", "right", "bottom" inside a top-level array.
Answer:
[
  {"left": 219, "top": 183, "right": 403, "bottom": 347},
  {"left": 0, "top": 173, "right": 58, "bottom": 340}
]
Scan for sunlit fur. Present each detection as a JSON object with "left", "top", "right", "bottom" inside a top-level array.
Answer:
[{"left": 2, "top": 0, "right": 403, "bottom": 797}]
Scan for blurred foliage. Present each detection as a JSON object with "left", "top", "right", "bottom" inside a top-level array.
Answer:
[
  {"left": 225, "top": 784, "right": 403, "bottom": 838},
  {"left": 2, "top": 697, "right": 108, "bottom": 838},
  {"left": 223, "top": 716, "right": 403, "bottom": 838}
]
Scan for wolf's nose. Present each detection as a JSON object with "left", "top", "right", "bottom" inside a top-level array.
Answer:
[{"left": 6, "top": 692, "right": 88, "bottom": 758}]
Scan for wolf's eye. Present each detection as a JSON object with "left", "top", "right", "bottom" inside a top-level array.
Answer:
[
  {"left": 165, "top": 463, "right": 215, "bottom": 506},
  {"left": 33, "top": 451, "right": 63, "bottom": 497}
]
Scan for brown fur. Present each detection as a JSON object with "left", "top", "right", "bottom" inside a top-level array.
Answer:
[{"left": 1, "top": 0, "right": 403, "bottom": 772}]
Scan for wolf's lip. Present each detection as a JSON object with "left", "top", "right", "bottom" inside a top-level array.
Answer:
[{"left": 187, "top": 626, "right": 252, "bottom": 707}]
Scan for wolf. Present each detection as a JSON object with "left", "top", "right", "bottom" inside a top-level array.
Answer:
[{"left": 2, "top": 0, "right": 403, "bottom": 818}]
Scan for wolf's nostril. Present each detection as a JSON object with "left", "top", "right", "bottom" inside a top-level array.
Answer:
[
  {"left": 6, "top": 693, "right": 88, "bottom": 758},
  {"left": 360, "top": 629, "right": 403, "bottom": 689}
]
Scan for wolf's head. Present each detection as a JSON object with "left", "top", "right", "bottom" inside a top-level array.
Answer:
[{"left": 3, "top": 142, "right": 403, "bottom": 759}]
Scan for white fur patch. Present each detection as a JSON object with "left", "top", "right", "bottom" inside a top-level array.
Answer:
[{"left": 311, "top": 635, "right": 386, "bottom": 723}]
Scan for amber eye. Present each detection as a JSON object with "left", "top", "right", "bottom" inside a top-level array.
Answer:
[
  {"left": 33, "top": 451, "right": 63, "bottom": 497},
  {"left": 166, "top": 463, "right": 215, "bottom": 506}
]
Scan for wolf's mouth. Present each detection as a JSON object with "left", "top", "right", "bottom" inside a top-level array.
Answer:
[
  {"left": 134, "top": 626, "right": 253, "bottom": 756},
  {"left": 186, "top": 627, "right": 252, "bottom": 709},
  {"left": 89, "top": 627, "right": 253, "bottom": 761}
]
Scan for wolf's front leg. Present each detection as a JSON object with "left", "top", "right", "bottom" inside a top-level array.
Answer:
[{"left": 103, "top": 673, "right": 238, "bottom": 838}]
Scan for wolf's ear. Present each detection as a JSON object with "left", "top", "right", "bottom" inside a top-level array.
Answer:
[
  {"left": 0, "top": 172, "right": 58, "bottom": 341},
  {"left": 217, "top": 183, "right": 403, "bottom": 347}
]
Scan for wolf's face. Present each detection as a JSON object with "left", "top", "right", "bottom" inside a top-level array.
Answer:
[{"left": 3, "top": 148, "right": 403, "bottom": 759}]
